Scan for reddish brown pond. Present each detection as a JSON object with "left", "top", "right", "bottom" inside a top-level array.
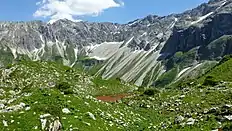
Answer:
[{"left": 96, "top": 94, "right": 131, "bottom": 102}]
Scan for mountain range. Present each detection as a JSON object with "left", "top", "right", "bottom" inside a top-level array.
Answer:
[
  {"left": 1, "top": 0, "right": 232, "bottom": 88},
  {"left": 2, "top": 0, "right": 232, "bottom": 130}
]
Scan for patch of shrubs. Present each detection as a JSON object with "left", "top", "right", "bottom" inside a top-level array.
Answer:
[
  {"left": 56, "top": 82, "right": 74, "bottom": 94},
  {"left": 203, "top": 76, "right": 218, "bottom": 86},
  {"left": 56, "top": 82, "right": 71, "bottom": 90},
  {"left": 63, "top": 88, "right": 74, "bottom": 95},
  {"left": 143, "top": 88, "right": 160, "bottom": 96},
  {"left": 222, "top": 123, "right": 232, "bottom": 131}
]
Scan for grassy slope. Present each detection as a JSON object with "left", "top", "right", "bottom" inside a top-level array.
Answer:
[
  {"left": 198, "top": 58, "right": 232, "bottom": 83},
  {"left": 122, "top": 57, "right": 232, "bottom": 130},
  {"left": 1, "top": 59, "right": 232, "bottom": 130},
  {"left": 0, "top": 61, "right": 139, "bottom": 130},
  {"left": 0, "top": 88, "right": 144, "bottom": 131},
  {"left": 123, "top": 83, "right": 232, "bottom": 130}
]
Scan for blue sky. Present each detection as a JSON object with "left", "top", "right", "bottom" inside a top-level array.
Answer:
[{"left": 0, "top": 0, "right": 208, "bottom": 23}]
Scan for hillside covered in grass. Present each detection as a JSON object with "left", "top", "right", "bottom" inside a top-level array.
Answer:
[
  {"left": 0, "top": 61, "right": 140, "bottom": 130},
  {"left": 1, "top": 59, "right": 232, "bottom": 130}
]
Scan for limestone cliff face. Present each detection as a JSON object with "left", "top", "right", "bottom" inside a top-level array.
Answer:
[{"left": 1, "top": 0, "right": 232, "bottom": 86}]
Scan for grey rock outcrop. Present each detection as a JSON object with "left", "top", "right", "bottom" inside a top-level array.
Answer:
[{"left": 49, "top": 119, "right": 62, "bottom": 131}]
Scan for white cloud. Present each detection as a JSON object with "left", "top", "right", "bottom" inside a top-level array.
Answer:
[{"left": 34, "top": 0, "right": 123, "bottom": 24}]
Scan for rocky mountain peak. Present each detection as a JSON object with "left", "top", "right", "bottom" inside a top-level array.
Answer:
[{"left": 1, "top": 0, "right": 232, "bottom": 86}]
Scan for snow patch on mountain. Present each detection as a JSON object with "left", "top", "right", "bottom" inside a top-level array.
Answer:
[
  {"left": 175, "top": 63, "right": 203, "bottom": 82},
  {"left": 177, "top": 67, "right": 191, "bottom": 78},
  {"left": 216, "top": 0, "right": 227, "bottom": 10},
  {"left": 191, "top": 12, "right": 214, "bottom": 25},
  {"left": 168, "top": 18, "right": 178, "bottom": 29},
  {"left": 9, "top": 48, "right": 17, "bottom": 59},
  {"left": 128, "top": 20, "right": 140, "bottom": 26},
  {"left": 125, "top": 37, "right": 134, "bottom": 46}
]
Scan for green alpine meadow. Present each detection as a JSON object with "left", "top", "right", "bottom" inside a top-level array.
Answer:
[{"left": 1, "top": 0, "right": 232, "bottom": 130}]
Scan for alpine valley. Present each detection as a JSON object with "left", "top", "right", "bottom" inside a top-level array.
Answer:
[{"left": 1, "top": 0, "right": 232, "bottom": 130}]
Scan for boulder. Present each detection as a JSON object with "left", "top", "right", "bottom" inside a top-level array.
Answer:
[
  {"left": 49, "top": 119, "right": 62, "bottom": 131},
  {"left": 175, "top": 115, "right": 185, "bottom": 124},
  {"left": 186, "top": 118, "right": 195, "bottom": 125},
  {"left": 62, "top": 108, "right": 71, "bottom": 114},
  {"left": 87, "top": 112, "right": 96, "bottom": 120}
]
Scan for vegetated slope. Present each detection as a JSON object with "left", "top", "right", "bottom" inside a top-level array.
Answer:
[
  {"left": 121, "top": 57, "right": 232, "bottom": 130},
  {"left": 1, "top": 59, "right": 232, "bottom": 130},
  {"left": 198, "top": 54, "right": 232, "bottom": 84},
  {"left": 0, "top": 61, "right": 141, "bottom": 130}
]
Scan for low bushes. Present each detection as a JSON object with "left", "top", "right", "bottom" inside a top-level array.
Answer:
[
  {"left": 143, "top": 88, "right": 160, "bottom": 96},
  {"left": 203, "top": 76, "right": 218, "bottom": 86},
  {"left": 56, "top": 82, "right": 74, "bottom": 94}
]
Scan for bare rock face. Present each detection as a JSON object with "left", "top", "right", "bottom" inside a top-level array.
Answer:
[
  {"left": 39, "top": 114, "right": 62, "bottom": 131},
  {"left": 49, "top": 119, "right": 62, "bottom": 131},
  {"left": 1, "top": 0, "right": 232, "bottom": 86}
]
